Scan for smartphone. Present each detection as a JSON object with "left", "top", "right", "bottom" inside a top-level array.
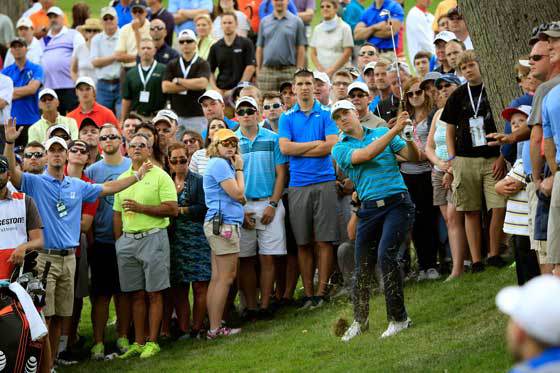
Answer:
[{"left": 212, "top": 212, "right": 223, "bottom": 235}]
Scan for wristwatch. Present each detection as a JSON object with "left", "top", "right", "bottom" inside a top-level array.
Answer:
[{"left": 269, "top": 201, "right": 278, "bottom": 208}]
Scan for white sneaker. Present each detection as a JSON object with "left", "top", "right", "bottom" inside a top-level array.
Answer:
[
  {"left": 417, "top": 270, "right": 427, "bottom": 281},
  {"left": 426, "top": 268, "right": 441, "bottom": 280},
  {"left": 341, "top": 319, "right": 368, "bottom": 342},
  {"left": 381, "top": 317, "right": 412, "bottom": 338}
]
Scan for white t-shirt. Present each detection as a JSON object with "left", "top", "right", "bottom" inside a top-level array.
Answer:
[
  {"left": 0, "top": 74, "right": 14, "bottom": 124},
  {"left": 463, "top": 35, "right": 474, "bottom": 50},
  {"left": 310, "top": 17, "right": 354, "bottom": 69},
  {"left": 72, "top": 43, "right": 96, "bottom": 84},
  {"left": 212, "top": 11, "right": 251, "bottom": 40},
  {"left": 405, "top": 6, "right": 435, "bottom": 62}
]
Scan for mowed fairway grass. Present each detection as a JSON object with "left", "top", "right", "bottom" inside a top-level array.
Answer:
[{"left": 60, "top": 267, "right": 515, "bottom": 372}]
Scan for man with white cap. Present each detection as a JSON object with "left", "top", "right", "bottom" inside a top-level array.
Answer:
[
  {"left": 3, "top": 118, "right": 153, "bottom": 370},
  {"left": 330, "top": 100, "right": 419, "bottom": 341},
  {"left": 234, "top": 96, "right": 288, "bottom": 320},
  {"left": 28, "top": 88, "right": 79, "bottom": 144},
  {"left": 152, "top": 113, "right": 177, "bottom": 154},
  {"left": 347, "top": 81, "right": 386, "bottom": 129},
  {"left": 67, "top": 76, "right": 119, "bottom": 129},
  {"left": 313, "top": 71, "right": 331, "bottom": 106},
  {"left": 114, "top": 0, "right": 151, "bottom": 72},
  {"left": 496, "top": 275, "right": 560, "bottom": 372},
  {"left": 40, "top": 6, "right": 85, "bottom": 115},
  {"left": 433, "top": 30, "right": 456, "bottom": 74},
  {"left": 121, "top": 38, "right": 166, "bottom": 122},
  {"left": 162, "top": 29, "right": 211, "bottom": 136},
  {"left": 198, "top": 90, "right": 237, "bottom": 135},
  {"left": 3, "top": 17, "right": 43, "bottom": 67}
]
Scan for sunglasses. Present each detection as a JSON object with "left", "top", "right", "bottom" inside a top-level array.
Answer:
[
  {"left": 132, "top": 8, "right": 145, "bottom": 14},
  {"left": 179, "top": 39, "right": 195, "bottom": 44},
  {"left": 359, "top": 51, "right": 376, "bottom": 57},
  {"left": 529, "top": 54, "right": 549, "bottom": 62},
  {"left": 437, "top": 83, "right": 452, "bottom": 90},
  {"left": 220, "top": 139, "right": 238, "bottom": 148},
  {"left": 51, "top": 133, "right": 70, "bottom": 140},
  {"left": 236, "top": 108, "right": 257, "bottom": 116},
  {"left": 103, "top": 16, "right": 115, "bottom": 21},
  {"left": 69, "top": 147, "right": 88, "bottom": 154},
  {"left": 263, "top": 103, "right": 282, "bottom": 110},
  {"left": 84, "top": 29, "right": 100, "bottom": 33},
  {"left": 99, "top": 134, "right": 120, "bottom": 141},
  {"left": 150, "top": 26, "right": 165, "bottom": 31},
  {"left": 349, "top": 92, "right": 368, "bottom": 99},
  {"left": 40, "top": 96, "right": 54, "bottom": 102},
  {"left": 406, "top": 89, "right": 424, "bottom": 98},
  {"left": 183, "top": 138, "right": 198, "bottom": 145},
  {"left": 24, "top": 151, "right": 44, "bottom": 159},
  {"left": 169, "top": 158, "right": 188, "bottom": 165},
  {"left": 448, "top": 15, "right": 463, "bottom": 21},
  {"left": 129, "top": 143, "right": 147, "bottom": 149}
]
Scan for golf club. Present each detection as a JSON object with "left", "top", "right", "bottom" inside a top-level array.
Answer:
[{"left": 379, "top": 9, "right": 404, "bottom": 101}]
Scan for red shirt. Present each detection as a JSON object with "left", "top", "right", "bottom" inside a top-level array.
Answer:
[{"left": 67, "top": 102, "right": 120, "bottom": 130}]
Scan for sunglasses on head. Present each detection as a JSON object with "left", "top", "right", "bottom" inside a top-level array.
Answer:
[
  {"left": 263, "top": 103, "right": 282, "bottom": 110},
  {"left": 236, "top": 108, "right": 257, "bottom": 117},
  {"left": 220, "top": 139, "right": 238, "bottom": 148},
  {"left": 179, "top": 39, "right": 195, "bottom": 44},
  {"left": 99, "top": 134, "right": 120, "bottom": 141},
  {"left": 349, "top": 92, "right": 368, "bottom": 99},
  {"left": 24, "top": 151, "right": 44, "bottom": 159},
  {"left": 69, "top": 147, "right": 88, "bottom": 154},
  {"left": 129, "top": 143, "right": 147, "bottom": 149},
  {"left": 406, "top": 89, "right": 424, "bottom": 98},
  {"left": 169, "top": 157, "right": 188, "bottom": 165},
  {"left": 40, "top": 96, "right": 54, "bottom": 102},
  {"left": 529, "top": 54, "right": 549, "bottom": 62},
  {"left": 183, "top": 138, "right": 198, "bottom": 145},
  {"left": 359, "top": 51, "right": 376, "bottom": 57},
  {"left": 150, "top": 26, "right": 165, "bottom": 31}
]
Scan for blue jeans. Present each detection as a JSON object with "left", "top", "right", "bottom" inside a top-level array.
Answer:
[
  {"left": 353, "top": 192, "right": 414, "bottom": 323},
  {"left": 96, "top": 79, "right": 121, "bottom": 117}
]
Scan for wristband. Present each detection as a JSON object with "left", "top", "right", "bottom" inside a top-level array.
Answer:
[
  {"left": 134, "top": 171, "right": 141, "bottom": 181},
  {"left": 269, "top": 201, "right": 278, "bottom": 208},
  {"left": 446, "top": 155, "right": 456, "bottom": 162},
  {"left": 236, "top": 169, "right": 243, "bottom": 172}
]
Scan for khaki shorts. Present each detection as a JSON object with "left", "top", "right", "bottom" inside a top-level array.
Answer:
[
  {"left": 204, "top": 221, "right": 240, "bottom": 256},
  {"left": 526, "top": 182, "right": 548, "bottom": 262},
  {"left": 37, "top": 252, "right": 76, "bottom": 317},
  {"left": 547, "top": 172, "right": 560, "bottom": 263},
  {"left": 431, "top": 169, "right": 452, "bottom": 206},
  {"left": 451, "top": 156, "right": 506, "bottom": 211}
]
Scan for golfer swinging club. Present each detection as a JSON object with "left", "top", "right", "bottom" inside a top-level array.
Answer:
[{"left": 330, "top": 100, "right": 420, "bottom": 341}]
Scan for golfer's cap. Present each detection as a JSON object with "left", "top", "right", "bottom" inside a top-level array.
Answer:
[
  {"left": 501, "top": 105, "right": 531, "bottom": 122},
  {"left": 279, "top": 81, "right": 293, "bottom": 92},
  {"left": 213, "top": 128, "right": 238, "bottom": 142},
  {"left": 235, "top": 96, "right": 258, "bottom": 110},
  {"left": 433, "top": 31, "right": 457, "bottom": 44},
  {"left": 38, "top": 88, "right": 58, "bottom": 100},
  {"left": 101, "top": 6, "right": 118, "bottom": 18},
  {"left": 347, "top": 81, "right": 369, "bottom": 95},
  {"left": 44, "top": 136, "right": 68, "bottom": 150},
  {"left": 10, "top": 37, "right": 27, "bottom": 47},
  {"left": 540, "top": 22, "right": 560, "bottom": 39},
  {"left": 152, "top": 115, "right": 173, "bottom": 126},
  {"left": 420, "top": 71, "right": 443, "bottom": 89},
  {"left": 389, "top": 61, "right": 410, "bottom": 75},
  {"left": 75, "top": 76, "right": 96, "bottom": 90},
  {"left": 16, "top": 17, "right": 33, "bottom": 29},
  {"left": 0, "top": 155, "right": 9, "bottom": 169},
  {"left": 496, "top": 275, "right": 560, "bottom": 345},
  {"left": 198, "top": 90, "right": 224, "bottom": 104},
  {"left": 363, "top": 61, "right": 377, "bottom": 73},
  {"left": 435, "top": 73, "right": 462, "bottom": 88},
  {"left": 177, "top": 29, "right": 197, "bottom": 42},
  {"left": 313, "top": 71, "right": 331, "bottom": 86},
  {"left": 130, "top": 0, "right": 148, "bottom": 10},
  {"left": 331, "top": 100, "right": 356, "bottom": 119},
  {"left": 156, "top": 109, "right": 179, "bottom": 123},
  {"left": 46, "top": 124, "right": 71, "bottom": 139},
  {"left": 46, "top": 6, "right": 64, "bottom": 16}
]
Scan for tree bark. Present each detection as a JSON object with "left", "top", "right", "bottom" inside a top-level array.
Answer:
[
  {"left": 460, "top": 0, "right": 560, "bottom": 132},
  {"left": 0, "top": 0, "right": 27, "bottom": 24}
]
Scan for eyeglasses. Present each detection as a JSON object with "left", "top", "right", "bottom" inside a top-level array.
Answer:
[
  {"left": 529, "top": 54, "right": 549, "bottom": 62},
  {"left": 333, "top": 81, "right": 350, "bottom": 87},
  {"left": 236, "top": 108, "right": 257, "bottom": 116},
  {"left": 349, "top": 92, "right": 368, "bottom": 99},
  {"left": 150, "top": 26, "right": 165, "bottom": 31},
  {"left": 69, "top": 147, "right": 88, "bottom": 154},
  {"left": 132, "top": 8, "right": 145, "bottom": 14},
  {"left": 169, "top": 158, "right": 188, "bottom": 165},
  {"left": 406, "top": 89, "right": 424, "bottom": 98},
  {"left": 99, "top": 134, "right": 121, "bottom": 141},
  {"left": 359, "top": 51, "right": 376, "bottom": 57},
  {"left": 263, "top": 103, "right": 282, "bottom": 110},
  {"left": 437, "top": 83, "right": 452, "bottom": 90},
  {"left": 219, "top": 139, "right": 238, "bottom": 148},
  {"left": 129, "top": 143, "right": 147, "bottom": 149},
  {"left": 178, "top": 39, "right": 195, "bottom": 44},
  {"left": 40, "top": 96, "right": 54, "bottom": 102},
  {"left": 23, "top": 151, "right": 44, "bottom": 159},
  {"left": 51, "top": 133, "right": 70, "bottom": 140},
  {"left": 102, "top": 16, "right": 115, "bottom": 21},
  {"left": 84, "top": 29, "right": 100, "bottom": 33}
]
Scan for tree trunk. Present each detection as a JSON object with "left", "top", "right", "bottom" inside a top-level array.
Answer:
[
  {"left": 460, "top": 0, "right": 560, "bottom": 132},
  {"left": 0, "top": 0, "right": 27, "bottom": 24}
]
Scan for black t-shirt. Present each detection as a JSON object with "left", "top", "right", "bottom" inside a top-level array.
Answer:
[
  {"left": 207, "top": 36, "right": 255, "bottom": 90},
  {"left": 163, "top": 55, "right": 211, "bottom": 117},
  {"left": 435, "top": 65, "right": 455, "bottom": 74},
  {"left": 440, "top": 83, "right": 499, "bottom": 158},
  {"left": 375, "top": 94, "right": 400, "bottom": 122}
]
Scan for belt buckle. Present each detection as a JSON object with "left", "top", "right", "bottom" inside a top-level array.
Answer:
[
  {"left": 376, "top": 199, "right": 385, "bottom": 208},
  {"left": 133, "top": 232, "right": 144, "bottom": 240}
]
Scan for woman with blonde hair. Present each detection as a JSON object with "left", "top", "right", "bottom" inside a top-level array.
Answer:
[{"left": 195, "top": 14, "right": 216, "bottom": 60}]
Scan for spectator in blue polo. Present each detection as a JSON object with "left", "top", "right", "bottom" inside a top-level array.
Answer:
[
  {"left": 113, "top": 0, "right": 133, "bottom": 28},
  {"left": 2, "top": 37, "right": 43, "bottom": 148},
  {"left": 330, "top": 100, "right": 419, "bottom": 342},
  {"left": 278, "top": 68, "right": 339, "bottom": 310},
  {"left": 168, "top": 0, "right": 213, "bottom": 34},
  {"left": 353, "top": 0, "right": 404, "bottom": 55}
]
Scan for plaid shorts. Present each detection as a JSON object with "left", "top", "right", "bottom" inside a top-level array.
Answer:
[{"left": 257, "top": 65, "right": 297, "bottom": 92}]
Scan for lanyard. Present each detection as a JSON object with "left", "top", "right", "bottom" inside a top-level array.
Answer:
[
  {"left": 137, "top": 61, "right": 157, "bottom": 90},
  {"left": 179, "top": 54, "right": 198, "bottom": 79},
  {"left": 467, "top": 83, "right": 484, "bottom": 118}
]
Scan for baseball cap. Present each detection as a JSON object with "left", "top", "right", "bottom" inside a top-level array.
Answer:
[
  {"left": 44, "top": 136, "right": 68, "bottom": 150},
  {"left": 540, "top": 21, "right": 560, "bottom": 39},
  {"left": 213, "top": 128, "right": 238, "bottom": 142},
  {"left": 198, "top": 90, "right": 224, "bottom": 104},
  {"left": 501, "top": 105, "right": 531, "bottom": 122},
  {"left": 156, "top": 109, "right": 179, "bottom": 123},
  {"left": 9, "top": 37, "right": 27, "bottom": 47},
  {"left": 0, "top": 155, "right": 8, "bottom": 170},
  {"left": 38, "top": 88, "right": 58, "bottom": 100},
  {"left": 177, "top": 29, "right": 197, "bottom": 42},
  {"left": 433, "top": 31, "right": 457, "bottom": 44},
  {"left": 16, "top": 17, "right": 33, "bottom": 29},
  {"left": 363, "top": 61, "right": 377, "bottom": 73},
  {"left": 75, "top": 76, "right": 96, "bottom": 90},
  {"left": 46, "top": 124, "right": 71, "bottom": 139},
  {"left": 79, "top": 117, "right": 98, "bottom": 130},
  {"left": 347, "top": 81, "right": 369, "bottom": 95},
  {"left": 420, "top": 71, "right": 443, "bottom": 89},
  {"left": 152, "top": 115, "right": 173, "bottom": 126},
  {"left": 435, "top": 73, "right": 462, "bottom": 88},
  {"left": 330, "top": 100, "right": 356, "bottom": 119},
  {"left": 100, "top": 6, "right": 118, "bottom": 18},
  {"left": 279, "top": 81, "right": 293, "bottom": 92},
  {"left": 519, "top": 59, "right": 530, "bottom": 68},
  {"left": 314, "top": 71, "right": 331, "bottom": 86},
  {"left": 130, "top": 0, "right": 148, "bottom": 10},
  {"left": 232, "top": 81, "right": 254, "bottom": 99},
  {"left": 235, "top": 96, "right": 258, "bottom": 110},
  {"left": 388, "top": 61, "right": 410, "bottom": 75},
  {"left": 496, "top": 275, "right": 560, "bottom": 345},
  {"left": 46, "top": 6, "right": 64, "bottom": 16},
  {"left": 447, "top": 7, "right": 463, "bottom": 18}
]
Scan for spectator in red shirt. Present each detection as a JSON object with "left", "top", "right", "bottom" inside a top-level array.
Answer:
[{"left": 67, "top": 77, "right": 119, "bottom": 130}]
